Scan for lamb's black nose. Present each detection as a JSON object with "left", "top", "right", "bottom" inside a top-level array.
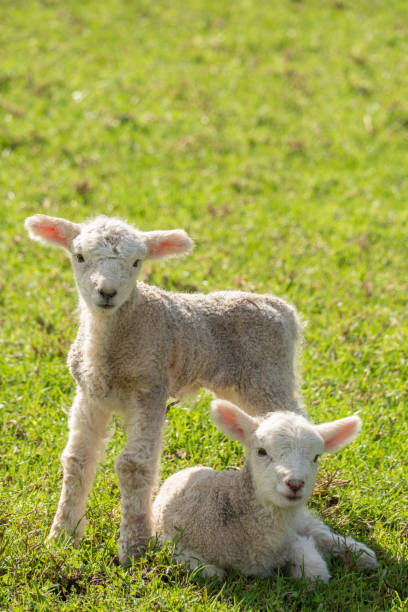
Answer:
[{"left": 98, "top": 289, "right": 117, "bottom": 300}]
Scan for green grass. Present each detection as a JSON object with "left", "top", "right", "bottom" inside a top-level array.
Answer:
[{"left": 1, "top": 0, "right": 408, "bottom": 609}]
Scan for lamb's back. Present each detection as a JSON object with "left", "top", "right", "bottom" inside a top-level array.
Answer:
[{"left": 145, "top": 286, "right": 300, "bottom": 394}]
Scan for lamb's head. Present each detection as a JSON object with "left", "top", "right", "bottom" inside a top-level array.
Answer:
[
  {"left": 211, "top": 400, "right": 361, "bottom": 510},
  {"left": 25, "top": 214, "right": 193, "bottom": 313}
]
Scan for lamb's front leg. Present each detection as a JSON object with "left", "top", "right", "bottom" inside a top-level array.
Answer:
[
  {"left": 48, "top": 390, "right": 111, "bottom": 544},
  {"left": 288, "top": 534, "right": 331, "bottom": 583},
  {"left": 296, "top": 509, "right": 379, "bottom": 569},
  {"left": 116, "top": 390, "right": 167, "bottom": 564}
]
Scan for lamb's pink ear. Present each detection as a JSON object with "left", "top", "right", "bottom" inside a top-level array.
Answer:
[
  {"left": 25, "top": 214, "right": 80, "bottom": 250},
  {"left": 143, "top": 229, "right": 193, "bottom": 260},
  {"left": 315, "top": 415, "right": 362, "bottom": 453},
  {"left": 211, "top": 400, "right": 258, "bottom": 444}
]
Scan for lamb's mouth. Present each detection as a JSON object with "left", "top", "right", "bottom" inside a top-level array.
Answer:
[
  {"left": 98, "top": 303, "right": 116, "bottom": 310},
  {"left": 285, "top": 494, "right": 303, "bottom": 502}
]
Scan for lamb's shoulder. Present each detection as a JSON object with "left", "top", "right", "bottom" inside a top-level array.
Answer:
[{"left": 136, "top": 283, "right": 210, "bottom": 344}]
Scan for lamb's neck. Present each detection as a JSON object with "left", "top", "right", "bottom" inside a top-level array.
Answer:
[
  {"left": 79, "top": 289, "right": 138, "bottom": 340},
  {"left": 80, "top": 303, "right": 116, "bottom": 344},
  {"left": 77, "top": 292, "right": 138, "bottom": 398},
  {"left": 236, "top": 462, "right": 299, "bottom": 526}
]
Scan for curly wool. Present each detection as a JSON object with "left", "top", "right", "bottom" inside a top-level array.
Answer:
[
  {"left": 153, "top": 402, "right": 379, "bottom": 581},
  {"left": 25, "top": 213, "right": 304, "bottom": 563}
]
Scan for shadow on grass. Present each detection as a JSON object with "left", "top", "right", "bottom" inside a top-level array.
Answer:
[
  {"left": 171, "top": 541, "right": 408, "bottom": 612},
  {"left": 3, "top": 525, "right": 406, "bottom": 610}
]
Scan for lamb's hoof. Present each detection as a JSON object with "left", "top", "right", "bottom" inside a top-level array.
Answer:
[
  {"left": 356, "top": 548, "right": 379, "bottom": 569},
  {"left": 305, "top": 570, "right": 331, "bottom": 584},
  {"left": 345, "top": 540, "right": 379, "bottom": 569},
  {"left": 200, "top": 565, "right": 226, "bottom": 581},
  {"left": 291, "top": 560, "right": 331, "bottom": 584},
  {"left": 317, "top": 571, "right": 331, "bottom": 584},
  {"left": 118, "top": 539, "right": 147, "bottom": 565},
  {"left": 46, "top": 526, "right": 75, "bottom": 546}
]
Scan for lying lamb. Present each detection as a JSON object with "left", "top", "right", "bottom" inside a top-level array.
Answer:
[
  {"left": 25, "top": 213, "right": 303, "bottom": 563},
  {"left": 153, "top": 400, "right": 378, "bottom": 582}
]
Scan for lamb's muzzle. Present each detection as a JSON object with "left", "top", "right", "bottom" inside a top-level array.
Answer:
[{"left": 286, "top": 479, "right": 304, "bottom": 494}]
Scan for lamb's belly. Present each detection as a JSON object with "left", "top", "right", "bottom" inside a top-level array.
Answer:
[
  {"left": 170, "top": 380, "right": 202, "bottom": 398},
  {"left": 168, "top": 365, "right": 215, "bottom": 398},
  {"left": 168, "top": 360, "right": 236, "bottom": 399}
]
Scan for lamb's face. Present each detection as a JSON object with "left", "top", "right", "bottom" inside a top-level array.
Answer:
[
  {"left": 25, "top": 214, "right": 193, "bottom": 315},
  {"left": 71, "top": 219, "right": 147, "bottom": 314},
  {"left": 212, "top": 400, "right": 361, "bottom": 513},
  {"left": 248, "top": 413, "right": 324, "bottom": 509}
]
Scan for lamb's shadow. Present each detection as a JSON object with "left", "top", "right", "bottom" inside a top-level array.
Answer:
[{"left": 185, "top": 541, "right": 408, "bottom": 611}]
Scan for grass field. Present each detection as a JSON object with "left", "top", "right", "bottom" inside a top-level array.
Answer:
[{"left": 1, "top": 0, "right": 408, "bottom": 609}]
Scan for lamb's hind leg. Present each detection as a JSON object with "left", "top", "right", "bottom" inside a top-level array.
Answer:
[
  {"left": 175, "top": 548, "right": 226, "bottom": 581},
  {"left": 296, "top": 509, "right": 379, "bottom": 569},
  {"left": 48, "top": 390, "right": 111, "bottom": 544},
  {"left": 227, "top": 302, "right": 304, "bottom": 417},
  {"left": 116, "top": 389, "right": 167, "bottom": 564}
]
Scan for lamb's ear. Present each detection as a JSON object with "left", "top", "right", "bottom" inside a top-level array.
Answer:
[
  {"left": 25, "top": 214, "right": 80, "bottom": 250},
  {"left": 143, "top": 229, "right": 193, "bottom": 260},
  {"left": 315, "top": 415, "right": 362, "bottom": 453},
  {"left": 211, "top": 400, "right": 258, "bottom": 444}
]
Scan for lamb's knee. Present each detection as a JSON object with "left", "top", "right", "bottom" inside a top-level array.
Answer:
[
  {"left": 116, "top": 452, "right": 150, "bottom": 476},
  {"left": 116, "top": 453, "right": 153, "bottom": 490},
  {"left": 61, "top": 452, "right": 88, "bottom": 479}
]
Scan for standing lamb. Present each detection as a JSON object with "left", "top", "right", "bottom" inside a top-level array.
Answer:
[
  {"left": 25, "top": 213, "right": 303, "bottom": 563},
  {"left": 153, "top": 400, "right": 379, "bottom": 581}
]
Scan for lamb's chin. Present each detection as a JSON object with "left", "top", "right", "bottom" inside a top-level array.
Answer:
[
  {"left": 85, "top": 301, "right": 119, "bottom": 315},
  {"left": 270, "top": 493, "right": 305, "bottom": 509},
  {"left": 97, "top": 303, "right": 116, "bottom": 311}
]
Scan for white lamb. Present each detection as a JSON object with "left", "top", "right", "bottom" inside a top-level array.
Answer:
[
  {"left": 25, "top": 213, "right": 303, "bottom": 563},
  {"left": 153, "top": 400, "right": 379, "bottom": 582}
]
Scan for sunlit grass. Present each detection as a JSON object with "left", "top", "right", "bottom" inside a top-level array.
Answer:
[{"left": 1, "top": 0, "right": 408, "bottom": 609}]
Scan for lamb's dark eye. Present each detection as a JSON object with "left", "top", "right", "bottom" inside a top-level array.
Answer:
[
  {"left": 76, "top": 254, "right": 84, "bottom": 263},
  {"left": 257, "top": 448, "right": 267, "bottom": 457},
  {"left": 313, "top": 454, "right": 320, "bottom": 463},
  {"left": 133, "top": 259, "right": 140, "bottom": 268}
]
